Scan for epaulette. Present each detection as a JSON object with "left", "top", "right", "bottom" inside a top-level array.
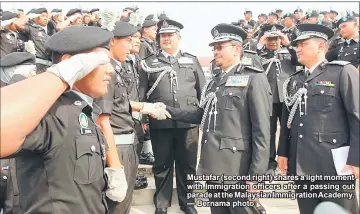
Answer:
[
  {"left": 327, "top": 61, "right": 351, "bottom": 66},
  {"left": 289, "top": 69, "right": 303, "bottom": 78},
  {"left": 142, "top": 53, "right": 156, "bottom": 61},
  {"left": 244, "top": 50, "right": 257, "bottom": 55},
  {"left": 244, "top": 65, "right": 264, "bottom": 73},
  {"left": 181, "top": 51, "right": 196, "bottom": 58}
]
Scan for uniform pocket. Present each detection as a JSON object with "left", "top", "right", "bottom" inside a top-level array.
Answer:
[
  {"left": 221, "top": 89, "right": 242, "bottom": 111},
  {"left": 318, "top": 132, "right": 349, "bottom": 145},
  {"left": 187, "top": 96, "right": 199, "bottom": 107},
  {"left": 74, "top": 135, "right": 102, "bottom": 184},
  {"left": 220, "top": 137, "right": 249, "bottom": 153},
  {"left": 308, "top": 86, "right": 336, "bottom": 112}
]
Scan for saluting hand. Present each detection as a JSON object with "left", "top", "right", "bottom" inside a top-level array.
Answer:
[{"left": 279, "top": 33, "right": 290, "bottom": 46}]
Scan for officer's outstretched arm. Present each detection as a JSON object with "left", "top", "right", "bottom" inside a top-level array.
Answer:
[
  {"left": 0, "top": 72, "right": 68, "bottom": 157},
  {"left": 248, "top": 73, "right": 272, "bottom": 176},
  {"left": 165, "top": 105, "right": 203, "bottom": 124}
]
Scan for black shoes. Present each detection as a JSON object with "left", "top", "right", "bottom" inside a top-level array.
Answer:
[
  {"left": 134, "top": 174, "right": 148, "bottom": 190},
  {"left": 155, "top": 208, "right": 167, "bottom": 214},
  {"left": 180, "top": 206, "right": 198, "bottom": 214},
  {"left": 139, "top": 152, "right": 155, "bottom": 165}
]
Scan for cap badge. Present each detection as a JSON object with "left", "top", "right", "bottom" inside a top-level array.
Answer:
[{"left": 213, "top": 28, "right": 219, "bottom": 37}]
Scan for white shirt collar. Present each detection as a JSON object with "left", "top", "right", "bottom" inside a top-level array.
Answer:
[
  {"left": 305, "top": 60, "right": 325, "bottom": 74},
  {"left": 222, "top": 62, "right": 241, "bottom": 74},
  {"left": 161, "top": 49, "right": 179, "bottom": 58},
  {"left": 72, "top": 90, "right": 93, "bottom": 108}
]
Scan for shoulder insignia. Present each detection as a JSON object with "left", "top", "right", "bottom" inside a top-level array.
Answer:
[
  {"left": 244, "top": 50, "right": 257, "bottom": 54},
  {"left": 244, "top": 65, "right": 264, "bottom": 73},
  {"left": 182, "top": 51, "right": 196, "bottom": 58},
  {"left": 327, "top": 61, "right": 351, "bottom": 66},
  {"left": 143, "top": 53, "right": 156, "bottom": 61},
  {"left": 289, "top": 69, "right": 303, "bottom": 78}
]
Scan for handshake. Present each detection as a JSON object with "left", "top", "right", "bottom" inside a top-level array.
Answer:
[{"left": 140, "top": 103, "right": 172, "bottom": 120}]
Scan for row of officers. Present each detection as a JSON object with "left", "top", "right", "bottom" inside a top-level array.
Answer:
[{"left": 1, "top": 8, "right": 359, "bottom": 214}]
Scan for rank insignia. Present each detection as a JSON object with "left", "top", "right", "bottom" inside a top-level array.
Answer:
[
  {"left": 241, "top": 57, "right": 252, "bottom": 66},
  {"left": 79, "top": 113, "right": 89, "bottom": 128},
  {"left": 315, "top": 81, "right": 335, "bottom": 87},
  {"left": 225, "top": 75, "right": 249, "bottom": 87}
]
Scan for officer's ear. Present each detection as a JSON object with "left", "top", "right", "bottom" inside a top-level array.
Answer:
[{"left": 61, "top": 54, "right": 72, "bottom": 62}]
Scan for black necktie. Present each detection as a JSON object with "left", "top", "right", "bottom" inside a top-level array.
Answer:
[
  {"left": 168, "top": 56, "right": 175, "bottom": 64},
  {"left": 305, "top": 70, "right": 310, "bottom": 77}
]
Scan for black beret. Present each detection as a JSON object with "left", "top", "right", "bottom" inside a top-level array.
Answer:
[
  {"left": 51, "top": 9, "right": 62, "bottom": 13},
  {"left": 1, "top": 11, "right": 18, "bottom": 21},
  {"left": 268, "top": 12, "right": 279, "bottom": 19},
  {"left": 123, "top": 7, "right": 137, "bottom": 13},
  {"left": 244, "top": 9, "right": 252, "bottom": 14},
  {"left": 158, "top": 19, "right": 184, "bottom": 34},
  {"left": 294, "top": 8, "right": 303, "bottom": 13},
  {"left": 209, "top": 23, "right": 247, "bottom": 46},
  {"left": 90, "top": 8, "right": 100, "bottom": 13},
  {"left": 82, "top": 10, "right": 90, "bottom": 14},
  {"left": 306, "top": 10, "right": 319, "bottom": 19},
  {"left": 337, "top": 16, "right": 358, "bottom": 27},
  {"left": 45, "top": 26, "right": 113, "bottom": 55},
  {"left": 32, "top": 8, "right": 48, "bottom": 15},
  {"left": 1, "top": 52, "right": 36, "bottom": 67},
  {"left": 258, "top": 13, "right": 268, "bottom": 18},
  {"left": 17, "top": 9, "right": 24, "bottom": 12},
  {"left": 66, "top": 8, "right": 82, "bottom": 17},
  {"left": 283, "top": 13, "right": 296, "bottom": 19},
  {"left": 112, "top": 21, "right": 137, "bottom": 37},
  {"left": 291, "top": 24, "right": 334, "bottom": 46},
  {"left": 259, "top": 24, "right": 284, "bottom": 38},
  {"left": 276, "top": 9, "right": 283, "bottom": 13},
  {"left": 158, "top": 13, "right": 168, "bottom": 21},
  {"left": 330, "top": 10, "right": 338, "bottom": 15},
  {"left": 142, "top": 14, "right": 157, "bottom": 27}
]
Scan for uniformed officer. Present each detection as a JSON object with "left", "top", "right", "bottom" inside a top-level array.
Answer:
[
  {"left": 326, "top": 15, "right": 359, "bottom": 68},
  {"left": 1, "top": 11, "right": 24, "bottom": 57},
  {"left": 267, "top": 11, "right": 279, "bottom": 25},
  {"left": 282, "top": 13, "right": 300, "bottom": 41},
  {"left": 0, "top": 52, "right": 37, "bottom": 214},
  {"left": 95, "top": 19, "right": 170, "bottom": 214},
  {"left": 82, "top": 10, "right": 91, "bottom": 26},
  {"left": 319, "top": 11, "right": 334, "bottom": 28},
  {"left": 139, "top": 14, "right": 159, "bottom": 59},
  {"left": 244, "top": 9, "right": 256, "bottom": 27},
  {"left": 277, "top": 24, "right": 359, "bottom": 214},
  {"left": 0, "top": 25, "right": 130, "bottom": 213},
  {"left": 165, "top": 23, "right": 272, "bottom": 214},
  {"left": 294, "top": 7, "right": 304, "bottom": 25},
  {"left": 253, "top": 13, "right": 268, "bottom": 38},
  {"left": 121, "top": 6, "right": 138, "bottom": 19},
  {"left": 17, "top": 8, "right": 51, "bottom": 73},
  {"left": 89, "top": 8, "right": 102, "bottom": 27},
  {"left": 138, "top": 19, "right": 206, "bottom": 214},
  {"left": 304, "top": 10, "right": 320, "bottom": 24},
  {"left": 65, "top": 8, "right": 83, "bottom": 26},
  {"left": 47, "top": 8, "right": 62, "bottom": 36},
  {"left": 256, "top": 24, "right": 297, "bottom": 175},
  {"left": 276, "top": 9, "right": 283, "bottom": 22},
  {"left": 242, "top": 25, "right": 257, "bottom": 51},
  {"left": 330, "top": 9, "right": 339, "bottom": 28}
]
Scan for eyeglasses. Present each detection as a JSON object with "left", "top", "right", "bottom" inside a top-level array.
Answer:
[{"left": 212, "top": 44, "right": 235, "bottom": 51}]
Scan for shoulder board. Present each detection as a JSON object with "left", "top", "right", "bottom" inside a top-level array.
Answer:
[
  {"left": 244, "top": 50, "right": 257, "bottom": 55},
  {"left": 143, "top": 53, "right": 156, "bottom": 61},
  {"left": 244, "top": 65, "right": 264, "bottom": 73},
  {"left": 289, "top": 69, "right": 303, "bottom": 78},
  {"left": 181, "top": 51, "right": 196, "bottom": 58},
  {"left": 327, "top": 61, "right": 351, "bottom": 66}
]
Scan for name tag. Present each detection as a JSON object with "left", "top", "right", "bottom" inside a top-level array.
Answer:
[
  {"left": 241, "top": 57, "right": 252, "bottom": 66},
  {"left": 81, "top": 128, "right": 94, "bottom": 135},
  {"left": 225, "top": 75, "right": 249, "bottom": 87},
  {"left": 315, "top": 81, "right": 335, "bottom": 87},
  {"left": 178, "top": 57, "right": 193, "bottom": 64}
]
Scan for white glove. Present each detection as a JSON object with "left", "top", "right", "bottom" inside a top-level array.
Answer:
[
  {"left": 24, "top": 41, "right": 36, "bottom": 55},
  {"left": 104, "top": 167, "right": 128, "bottom": 202},
  {"left": 47, "top": 51, "right": 110, "bottom": 89},
  {"left": 140, "top": 102, "right": 172, "bottom": 120}
]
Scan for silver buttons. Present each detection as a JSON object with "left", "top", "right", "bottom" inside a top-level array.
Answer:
[
  {"left": 299, "top": 123, "right": 303, "bottom": 127},
  {"left": 116, "top": 66, "right": 120, "bottom": 70},
  {"left": 232, "top": 147, "right": 237, "bottom": 152},
  {"left": 229, "top": 93, "right": 233, "bottom": 95},
  {"left": 3, "top": 176, "right": 7, "bottom": 180},
  {"left": 333, "top": 139, "right": 337, "bottom": 143},
  {"left": 173, "top": 91, "right": 177, "bottom": 94},
  {"left": 175, "top": 98, "right": 178, "bottom": 101},
  {"left": 304, "top": 83, "right": 308, "bottom": 87},
  {"left": 299, "top": 135, "right": 303, "bottom": 139},
  {"left": 204, "top": 140, "right": 207, "bottom": 144},
  {"left": 216, "top": 87, "right": 219, "bottom": 90},
  {"left": 300, "top": 112, "right": 304, "bottom": 116},
  {"left": 91, "top": 145, "right": 96, "bottom": 152},
  {"left": 320, "top": 90, "right": 324, "bottom": 94}
]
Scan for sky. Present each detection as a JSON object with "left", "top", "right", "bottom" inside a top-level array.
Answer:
[{"left": 1, "top": 1, "right": 359, "bottom": 56}]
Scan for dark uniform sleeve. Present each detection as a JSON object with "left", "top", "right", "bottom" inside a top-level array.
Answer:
[
  {"left": 94, "top": 72, "right": 116, "bottom": 115},
  {"left": 325, "top": 46, "right": 340, "bottom": 62},
  {"left": 247, "top": 73, "right": 272, "bottom": 176},
  {"left": 6, "top": 108, "right": 68, "bottom": 158},
  {"left": 277, "top": 103, "right": 291, "bottom": 157},
  {"left": 139, "top": 42, "right": 150, "bottom": 60},
  {"left": 193, "top": 57, "right": 206, "bottom": 101},
  {"left": 166, "top": 105, "right": 203, "bottom": 124},
  {"left": 138, "top": 63, "right": 149, "bottom": 102},
  {"left": 339, "top": 65, "right": 360, "bottom": 167}
]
